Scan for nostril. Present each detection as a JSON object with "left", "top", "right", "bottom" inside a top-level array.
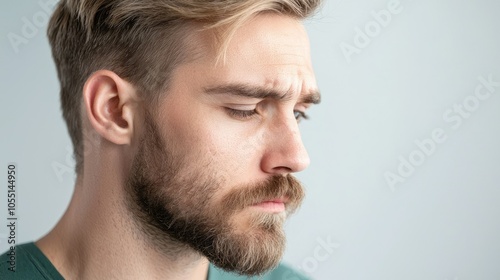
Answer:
[{"left": 273, "top": 166, "right": 293, "bottom": 173}]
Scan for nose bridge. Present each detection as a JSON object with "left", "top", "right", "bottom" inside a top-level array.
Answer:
[{"left": 263, "top": 114, "right": 310, "bottom": 173}]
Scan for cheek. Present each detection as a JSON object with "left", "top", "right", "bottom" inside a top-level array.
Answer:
[
  {"left": 158, "top": 102, "right": 234, "bottom": 188},
  {"left": 158, "top": 90, "right": 266, "bottom": 184}
]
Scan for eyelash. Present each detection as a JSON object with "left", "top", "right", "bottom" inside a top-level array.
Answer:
[{"left": 225, "top": 108, "right": 309, "bottom": 122}]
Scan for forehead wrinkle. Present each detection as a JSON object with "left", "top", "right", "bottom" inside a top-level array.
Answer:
[
  {"left": 263, "top": 72, "right": 307, "bottom": 101},
  {"left": 259, "top": 51, "right": 308, "bottom": 69}
]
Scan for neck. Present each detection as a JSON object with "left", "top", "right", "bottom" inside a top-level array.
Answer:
[{"left": 37, "top": 172, "right": 210, "bottom": 280}]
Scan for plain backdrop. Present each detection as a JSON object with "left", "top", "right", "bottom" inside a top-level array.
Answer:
[{"left": 1, "top": 1, "right": 500, "bottom": 279}]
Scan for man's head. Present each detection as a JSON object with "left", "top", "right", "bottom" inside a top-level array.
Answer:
[
  {"left": 48, "top": 0, "right": 321, "bottom": 174},
  {"left": 48, "top": 0, "right": 321, "bottom": 276}
]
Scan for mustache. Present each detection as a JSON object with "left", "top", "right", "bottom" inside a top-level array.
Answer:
[{"left": 221, "top": 175, "right": 305, "bottom": 214}]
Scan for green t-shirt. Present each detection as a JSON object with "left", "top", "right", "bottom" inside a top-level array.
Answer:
[{"left": 0, "top": 242, "right": 310, "bottom": 280}]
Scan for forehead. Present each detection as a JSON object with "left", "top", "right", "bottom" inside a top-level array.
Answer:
[
  {"left": 226, "top": 13, "right": 311, "bottom": 65},
  {"left": 183, "top": 13, "right": 317, "bottom": 98}
]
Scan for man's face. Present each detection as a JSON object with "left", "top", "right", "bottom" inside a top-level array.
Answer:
[{"left": 125, "top": 14, "right": 319, "bottom": 276}]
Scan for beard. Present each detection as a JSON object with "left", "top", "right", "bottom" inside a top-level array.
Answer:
[{"left": 125, "top": 110, "right": 305, "bottom": 276}]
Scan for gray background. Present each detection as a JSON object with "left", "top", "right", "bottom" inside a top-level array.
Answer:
[{"left": 1, "top": 0, "right": 500, "bottom": 279}]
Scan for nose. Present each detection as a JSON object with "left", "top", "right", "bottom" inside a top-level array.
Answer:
[{"left": 260, "top": 117, "right": 311, "bottom": 175}]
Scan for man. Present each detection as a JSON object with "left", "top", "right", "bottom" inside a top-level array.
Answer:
[{"left": 1, "top": 0, "right": 322, "bottom": 279}]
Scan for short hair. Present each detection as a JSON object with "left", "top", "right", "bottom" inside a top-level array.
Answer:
[{"left": 47, "top": 0, "right": 322, "bottom": 175}]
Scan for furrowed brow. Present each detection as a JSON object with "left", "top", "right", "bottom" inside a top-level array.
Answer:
[
  {"left": 300, "top": 90, "right": 321, "bottom": 105},
  {"left": 204, "top": 83, "right": 321, "bottom": 104},
  {"left": 204, "top": 84, "right": 286, "bottom": 100}
]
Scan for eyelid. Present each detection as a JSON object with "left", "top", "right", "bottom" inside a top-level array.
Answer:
[
  {"left": 225, "top": 105, "right": 257, "bottom": 111},
  {"left": 225, "top": 107, "right": 310, "bottom": 122},
  {"left": 225, "top": 107, "right": 257, "bottom": 120},
  {"left": 296, "top": 102, "right": 311, "bottom": 110}
]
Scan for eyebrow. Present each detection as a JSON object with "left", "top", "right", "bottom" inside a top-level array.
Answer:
[{"left": 203, "top": 83, "right": 321, "bottom": 105}]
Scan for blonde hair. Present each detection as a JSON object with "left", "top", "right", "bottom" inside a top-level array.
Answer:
[{"left": 48, "top": 0, "right": 322, "bottom": 174}]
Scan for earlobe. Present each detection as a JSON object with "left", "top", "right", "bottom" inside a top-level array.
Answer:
[{"left": 83, "top": 70, "right": 139, "bottom": 146}]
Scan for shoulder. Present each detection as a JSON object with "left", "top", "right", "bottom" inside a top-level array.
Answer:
[
  {"left": 208, "top": 262, "right": 311, "bottom": 280},
  {"left": 0, "top": 242, "right": 64, "bottom": 280},
  {"left": 0, "top": 245, "right": 17, "bottom": 276}
]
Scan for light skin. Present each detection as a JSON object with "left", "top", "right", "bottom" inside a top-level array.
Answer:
[{"left": 37, "top": 13, "right": 320, "bottom": 280}]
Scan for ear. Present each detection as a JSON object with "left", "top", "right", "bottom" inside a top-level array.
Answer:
[{"left": 82, "top": 70, "right": 140, "bottom": 146}]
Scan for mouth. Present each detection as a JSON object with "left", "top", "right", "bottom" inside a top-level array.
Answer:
[{"left": 250, "top": 198, "right": 287, "bottom": 213}]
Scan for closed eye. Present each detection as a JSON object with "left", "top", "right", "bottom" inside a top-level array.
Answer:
[
  {"left": 225, "top": 108, "right": 309, "bottom": 122},
  {"left": 225, "top": 108, "right": 257, "bottom": 119}
]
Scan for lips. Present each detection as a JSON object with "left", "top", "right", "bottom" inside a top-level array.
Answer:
[
  {"left": 253, "top": 197, "right": 288, "bottom": 205},
  {"left": 251, "top": 198, "right": 287, "bottom": 212}
]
